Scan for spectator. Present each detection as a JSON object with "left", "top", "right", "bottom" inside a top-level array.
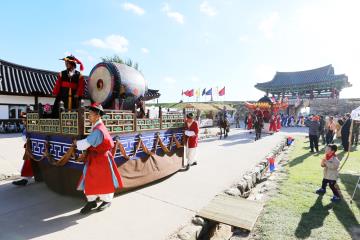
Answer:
[
  {"left": 319, "top": 115, "right": 326, "bottom": 145},
  {"left": 305, "top": 116, "right": 320, "bottom": 153},
  {"left": 325, "top": 116, "right": 336, "bottom": 144},
  {"left": 341, "top": 113, "right": 352, "bottom": 151},
  {"left": 315, "top": 144, "right": 341, "bottom": 202}
]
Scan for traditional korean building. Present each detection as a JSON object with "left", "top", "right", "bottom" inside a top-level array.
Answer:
[
  {"left": 0, "top": 58, "right": 58, "bottom": 121},
  {"left": 255, "top": 65, "right": 351, "bottom": 100}
]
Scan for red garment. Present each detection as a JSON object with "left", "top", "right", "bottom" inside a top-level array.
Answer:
[
  {"left": 325, "top": 153, "right": 336, "bottom": 161},
  {"left": 21, "top": 159, "right": 33, "bottom": 177},
  {"left": 247, "top": 116, "right": 253, "bottom": 130},
  {"left": 276, "top": 116, "right": 281, "bottom": 131},
  {"left": 77, "top": 122, "right": 123, "bottom": 195},
  {"left": 269, "top": 116, "right": 277, "bottom": 132},
  {"left": 186, "top": 121, "right": 199, "bottom": 148},
  {"left": 52, "top": 72, "right": 85, "bottom": 97}
]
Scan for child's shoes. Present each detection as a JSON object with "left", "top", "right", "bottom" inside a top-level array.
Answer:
[
  {"left": 330, "top": 196, "right": 341, "bottom": 202},
  {"left": 316, "top": 188, "right": 326, "bottom": 195}
]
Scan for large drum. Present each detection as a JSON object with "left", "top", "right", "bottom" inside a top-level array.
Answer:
[{"left": 88, "top": 62, "right": 148, "bottom": 106}]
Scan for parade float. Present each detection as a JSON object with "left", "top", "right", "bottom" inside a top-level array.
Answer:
[
  {"left": 244, "top": 96, "right": 288, "bottom": 133},
  {"left": 25, "top": 62, "right": 194, "bottom": 196}
]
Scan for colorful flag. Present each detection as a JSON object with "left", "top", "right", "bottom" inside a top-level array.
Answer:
[
  {"left": 188, "top": 89, "right": 194, "bottom": 97},
  {"left": 206, "top": 88, "right": 212, "bottom": 95},
  {"left": 184, "top": 89, "right": 194, "bottom": 97},
  {"left": 202, "top": 88, "right": 206, "bottom": 96},
  {"left": 219, "top": 87, "right": 225, "bottom": 96},
  {"left": 195, "top": 88, "right": 200, "bottom": 97}
]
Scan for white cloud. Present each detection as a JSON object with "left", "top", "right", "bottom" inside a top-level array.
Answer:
[
  {"left": 200, "top": 1, "right": 217, "bottom": 16},
  {"left": 122, "top": 2, "right": 145, "bottom": 15},
  {"left": 83, "top": 35, "right": 129, "bottom": 53},
  {"left": 141, "top": 48, "right": 149, "bottom": 54},
  {"left": 162, "top": 3, "right": 184, "bottom": 24},
  {"left": 164, "top": 76, "right": 176, "bottom": 84},
  {"left": 258, "top": 12, "right": 279, "bottom": 39}
]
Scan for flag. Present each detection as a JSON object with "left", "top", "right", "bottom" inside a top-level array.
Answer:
[
  {"left": 184, "top": 89, "right": 194, "bottom": 97},
  {"left": 195, "top": 88, "right": 200, "bottom": 97},
  {"left": 202, "top": 88, "right": 206, "bottom": 96},
  {"left": 219, "top": 87, "right": 225, "bottom": 96},
  {"left": 206, "top": 88, "right": 212, "bottom": 95},
  {"left": 271, "top": 96, "right": 275, "bottom": 102},
  {"left": 188, "top": 89, "right": 194, "bottom": 97}
]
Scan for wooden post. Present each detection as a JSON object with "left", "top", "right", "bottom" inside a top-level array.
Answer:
[{"left": 159, "top": 106, "right": 163, "bottom": 129}]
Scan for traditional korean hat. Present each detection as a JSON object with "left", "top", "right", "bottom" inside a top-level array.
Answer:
[
  {"left": 60, "top": 55, "right": 84, "bottom": 71},
  {"left": 87, "top": 103, "right": 104, "bottom": 116}
]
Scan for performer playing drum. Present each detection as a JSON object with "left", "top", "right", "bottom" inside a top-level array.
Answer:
[{"left": 52, "top": 55, "right": 85, "bottom": 117}]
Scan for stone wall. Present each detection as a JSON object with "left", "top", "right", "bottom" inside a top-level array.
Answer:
[{"left": 309, "top": 98, "right": 360, "bottom": 115}]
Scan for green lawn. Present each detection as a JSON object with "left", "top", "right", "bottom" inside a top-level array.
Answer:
[{"left": 255, "top": 137, "right": 360, "bottom": 240}]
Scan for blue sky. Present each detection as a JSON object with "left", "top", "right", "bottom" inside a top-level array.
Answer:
[{"left": 1, "top": 0, "right": 359, "bottom": 102}]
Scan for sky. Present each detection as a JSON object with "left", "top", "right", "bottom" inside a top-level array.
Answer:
[{"left": 1, "top": 0, "right": 359, "bottom": 103}]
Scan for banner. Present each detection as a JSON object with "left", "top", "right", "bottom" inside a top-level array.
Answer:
[
  {"left": 219, "top": 87, "right": 225, "bottom": 96},
  {"left": 185, "top": 89, "right": 194, "bottom": 97},
  {"left": 206, "top": 88, "right": 212, "bottom": 96},
  {"left": 202, "top": 88, "right": 206, "bottom": 96}
]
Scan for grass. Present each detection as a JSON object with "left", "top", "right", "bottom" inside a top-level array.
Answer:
[{"left": 255, "top": 137, "right": 360, "bottom": 240}]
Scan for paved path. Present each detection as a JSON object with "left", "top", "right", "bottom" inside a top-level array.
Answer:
[{"left": 0, "top": 129, "right": 303, "bottom": 240}]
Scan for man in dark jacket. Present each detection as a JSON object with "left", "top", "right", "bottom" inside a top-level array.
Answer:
[
  {"left": 319, "top": 115, "right": 326, "bottom": 145},
  {"left": 305, "top": 116, "right": 320, "bottom": 153},
  {"left": 341, "top": 113, "right": 352, "bottom": 151}
]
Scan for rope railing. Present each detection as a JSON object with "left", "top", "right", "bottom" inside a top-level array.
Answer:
[{"left": 26, "top": 133, "right": 184, "bottom": 166}]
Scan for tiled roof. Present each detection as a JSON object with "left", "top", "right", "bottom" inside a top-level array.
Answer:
[
  {"left": 0, "top": 58, "right": 58, "bottom": 96},
  {"left": 255, "top": 65, "right": 350, "bottom": 91}
]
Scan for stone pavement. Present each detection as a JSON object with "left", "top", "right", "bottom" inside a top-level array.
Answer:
[{"left": 0, "top": 128, "right": 305, "bottom": 240}]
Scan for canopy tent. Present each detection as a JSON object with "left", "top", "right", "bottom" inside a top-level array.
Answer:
[{"left": 351, "top": 106, "right": 360, "bottom": 121}]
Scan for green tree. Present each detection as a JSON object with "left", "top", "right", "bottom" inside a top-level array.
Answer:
[{"left": 101, "top": 55, "right": 140, "bottom": 71}]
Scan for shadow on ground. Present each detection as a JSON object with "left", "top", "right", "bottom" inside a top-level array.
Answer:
[{"left": 295, "top": 195, "right": 332, "bottom": 238}]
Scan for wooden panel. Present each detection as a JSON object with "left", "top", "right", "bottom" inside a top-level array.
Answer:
[
  {"left": 84, "top": 111, "right": 135, "bottom": 135},
  {"left": 197, "top": 194, "right": 264, "bottom": 231},
  {"left": 161, "top": 113, "right": 184, "bottom": 129}
]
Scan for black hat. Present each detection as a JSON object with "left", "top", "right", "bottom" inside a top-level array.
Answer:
[
  {"left": 59, "top": 55, "right": 84, "bottom": 71},
  {"left": 186, "top": 112, "right": 194, "bottom": 119},
  {"left": 87, "top": 103, "right": 104, "bottom": 116}
]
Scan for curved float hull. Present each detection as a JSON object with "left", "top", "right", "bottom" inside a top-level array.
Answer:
[{"left": 28, "top": 129, "right": 184, "bottom": 196}]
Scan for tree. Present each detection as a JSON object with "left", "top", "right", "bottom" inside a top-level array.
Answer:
[{"left": 101, "top": 55, "right": 140, "bottom": 71}]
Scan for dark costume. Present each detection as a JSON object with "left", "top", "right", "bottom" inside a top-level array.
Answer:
[
  {"left": 341, "top": 118, "right": 352, "bottom": 151},
  {"left": 254, "top": 115, "right": 263, "bottom": 141},
  {"left": 52, "top": 55, "right": 85, "bottom": 117}
]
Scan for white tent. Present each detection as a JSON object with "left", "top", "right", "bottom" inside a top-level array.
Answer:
[{"left": 351, "top": 106, "right": 360, "bottom": 121}]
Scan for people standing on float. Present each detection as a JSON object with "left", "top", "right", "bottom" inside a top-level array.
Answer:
[
  {"left": 76, "top": 103, "right": 123, "bottom": 214},
  {"left": 52, "top": 55, "right": 85, "bottom": 117},
  {"left": 184, "top": 112, "right": 199, "bottom": 170}
]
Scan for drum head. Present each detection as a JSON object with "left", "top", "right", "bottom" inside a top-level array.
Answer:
[{"left": 88, "top": 64, "right": 114, "bottom": 104}]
